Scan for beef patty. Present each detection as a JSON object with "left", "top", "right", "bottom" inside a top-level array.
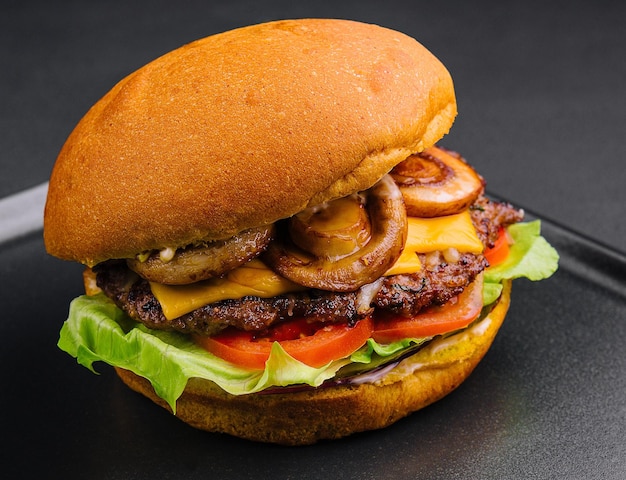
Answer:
[{"left": 94, "top": 196, "right": 523, "bottom": 337}]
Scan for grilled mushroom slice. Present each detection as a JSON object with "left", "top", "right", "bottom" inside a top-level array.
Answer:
[
  {"left": 288, "top": 194, "right": 372, "bottom": 260},
  {"left": 263, "top": 175, "right": 407, "bottom": 292},
  {"left": 127, "top": 225, "right": 274, "bottom": 285},
  {"left": 391, "top": 146, "right": 484, "bottom": 218}
]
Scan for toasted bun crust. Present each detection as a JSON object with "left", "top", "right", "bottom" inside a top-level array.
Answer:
[
  {"left": 114, "top": 281, "right": 511, "bottom": 445},
  {"left": 44, "top": 19, "right": 456, "bottom": 266}
]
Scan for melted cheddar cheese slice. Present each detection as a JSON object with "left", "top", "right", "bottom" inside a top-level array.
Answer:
[
  {"left": 151, "top": 210, "right": 483, "bottom": 320},
  {"left": 406, "top": 209, "right": 483, "bottom": 254},
  {"left": 384, "top": 209, "right": 483, "bottom": 275},
  {"left": 150, "top": 260, "right": 306, "bottom": 321}
]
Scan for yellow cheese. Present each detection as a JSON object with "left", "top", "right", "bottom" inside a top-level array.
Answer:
[
  {"left": 150, "top": 259, "right": 306, "bottom": 320},
  {"left": 384, "top": 247, "right": 422, "bottom": 276},
  {"left": 151, "top": 210, "right": 483, "bottom": 320},
  {"left": 383, "top": 210, "right": 483, "bottom": 276},
  {"left": 403, "top": 210, "right": 484, "bottom": 254}
]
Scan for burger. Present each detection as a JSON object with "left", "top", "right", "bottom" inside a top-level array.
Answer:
[{"left": 44, "top": 19, "right": 558, "bottom": 445}]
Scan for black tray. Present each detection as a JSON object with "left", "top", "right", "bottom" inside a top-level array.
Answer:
[{"left": 1, "top": 210, "right": 624, "bottom": 479}]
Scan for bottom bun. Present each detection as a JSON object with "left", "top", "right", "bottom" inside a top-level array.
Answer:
[{"left": 115, "top": 281, "right": 511, "bottom": 445}]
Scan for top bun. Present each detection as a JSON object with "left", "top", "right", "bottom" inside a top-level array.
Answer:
[{"left": 44, "top": 19, "right": 456, "bottom": 266}]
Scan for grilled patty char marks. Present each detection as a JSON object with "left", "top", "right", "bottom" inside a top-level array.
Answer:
[
  {"left": 94, "top": 196, "right": 523, "bottom": 337},
  {"left": 96, "top": 262, "right": 362, "bottom": 336},
  {"left": 470, "top": 195, "right": 524, "bottom": 248}
]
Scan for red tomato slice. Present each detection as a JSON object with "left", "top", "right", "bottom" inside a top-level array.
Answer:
[
  {"left": 195, "top": 317, "right": 374, "bottom": 370},
  {"left": 372, "top": 275, "right": 484, "bottom": 343},
  {"left": 484, "top": 227, "right": 510, "bottom": 266}
]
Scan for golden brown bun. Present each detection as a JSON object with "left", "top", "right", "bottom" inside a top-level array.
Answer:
[
  {"left": 115, "top": 281, "right": 511, "bottom": 445},
  {"left": 44, "top": 19, "right": 456, "bottom": 266}
]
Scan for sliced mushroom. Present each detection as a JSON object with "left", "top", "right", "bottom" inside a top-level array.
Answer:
[
  {"left": 263, "top": 175, "right": 407, "bottom": 292},
  {"left": 391, "top": 146, "right": 484, "bottom": 217},
  {"left": 288, "top": 194, "right": 372, "bottom": 260},
  {"left": 127, "top": 225, "right": 275, "bottom": 285}
]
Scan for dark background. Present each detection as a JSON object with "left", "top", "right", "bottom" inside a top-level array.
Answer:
[{"left": 1, "top": 1, "right": 625, "bottom": 479}]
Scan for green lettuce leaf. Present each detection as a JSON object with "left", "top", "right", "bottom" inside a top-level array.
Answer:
[
  {"left": 58, "top": 294, "right": 348, "bottom": 411},
  {"left": 58, "top": 220, "right": 558, "bottom": 408},
  {"left": 483, "top": 220, "right": 559, "bottom": 304}
]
